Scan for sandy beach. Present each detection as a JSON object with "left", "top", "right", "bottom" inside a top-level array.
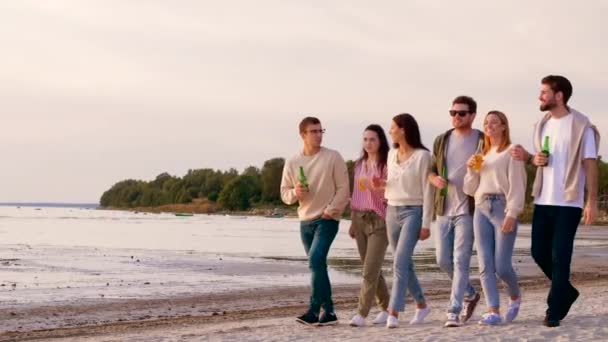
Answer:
[
  {"left": 2, "top": 277, "right": 607, "bottom": 341},
  {"left": 2, "top": 207, "right": 608, "bottom": 341}
]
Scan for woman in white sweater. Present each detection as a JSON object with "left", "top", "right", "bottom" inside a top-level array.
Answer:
[
  {"left": 373, "top": 113, "right": 434, "bottom": 328},
  {"left": 463, "top": 111, "right": 526, "bottom": 325}
]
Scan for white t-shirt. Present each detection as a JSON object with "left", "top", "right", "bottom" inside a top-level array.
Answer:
[{"left": 534, "top": 114, "right": 597, "bottom": 208}]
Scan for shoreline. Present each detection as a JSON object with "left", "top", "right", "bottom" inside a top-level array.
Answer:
[
  {"left": 98, "top": 204, "right": 608, "bottom": 225},
  {"left": 97, "top": 203, "right": 300, "bottom": 219}
]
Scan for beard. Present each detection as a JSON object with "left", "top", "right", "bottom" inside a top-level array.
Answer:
[
  {"left": 540, "top": 101, "right": 557, "bottom": 112},
  {"left": 453, "top": 120, "right": 470, "bottom": 129}
]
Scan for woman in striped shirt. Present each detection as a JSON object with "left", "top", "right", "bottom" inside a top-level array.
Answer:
[{"left": 348, "top": 124, "right": 392, "bottom": 327}]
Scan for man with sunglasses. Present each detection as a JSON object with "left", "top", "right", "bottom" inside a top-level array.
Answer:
[
  {"left": 429, "top": 96, "right": 484, "bottom": 327},
  {"left": 280, "top": 116, "right": 350, "bottom": 326}
]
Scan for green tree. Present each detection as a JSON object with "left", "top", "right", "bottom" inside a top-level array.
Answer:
[
  {"left": 100, "top": 179, "right": 145, "bottom": 207},
  {"left": 218, "top": 175, "right": 261, "bottom": 210},
  {"left": 261, "top": 158, "right": 285, "bottom": 203}
]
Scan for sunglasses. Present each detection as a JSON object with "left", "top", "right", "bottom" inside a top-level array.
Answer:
[{"left": 449, "top": 110, "right": 470, "bottom": 117}]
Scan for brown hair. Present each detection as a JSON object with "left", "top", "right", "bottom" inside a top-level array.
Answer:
[
  {"left": 452, "top": 95, "right": 477, "bottom": 113},
  {"left": 356, "top": 124, "right": 390, "bottom": 174},
  {"left": 299, "top": 116, "right": 321, "bottom": 133},
  {"left": 541, "top": 75, "right": 573, "bottom": 105},
  {"left": 482, "top": 110, "right": 511, "bottom": 155},
  {"left": 392, "top": 113, "right": 428, "bottom": 151}
]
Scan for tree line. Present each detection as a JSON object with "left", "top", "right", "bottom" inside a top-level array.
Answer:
[
  {"left": 100, "top": 157, "right": 608, "bottom": 214},
  {"left": 100, "top": 158, "right": 286, "bottom": 211}
]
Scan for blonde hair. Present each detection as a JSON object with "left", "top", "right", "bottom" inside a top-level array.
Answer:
[{"left": 482, "top": 110, "right": 511, "bottom": 155}]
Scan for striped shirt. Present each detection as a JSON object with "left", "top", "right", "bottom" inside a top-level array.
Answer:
[{"left": 351, "top": 160, "right": 388, "bottom": 218}]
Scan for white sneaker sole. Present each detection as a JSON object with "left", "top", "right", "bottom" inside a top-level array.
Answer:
[
  {"left": 478, "top": 321, "right": 502, "bottom": 326},
  {"left": 295, "top": 318, "right": 318, "bottom": 326}
]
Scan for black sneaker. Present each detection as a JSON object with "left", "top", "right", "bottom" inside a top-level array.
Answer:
[
  {"left": 318, "top": 312, "right": 338, "bottom": 326},
  {"left": 543, "top": 315, "right": 560, "bottom": 328},
  {"left": 296, "top": 312, "right": 319, "bottom": 326},
  {"left": 558, "top": 287, "right": 579, "bottom": 320}
]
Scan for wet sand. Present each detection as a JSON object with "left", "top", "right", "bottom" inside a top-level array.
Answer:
[{"left": 2, "top": 275, "right": 607, "bottom": 341}]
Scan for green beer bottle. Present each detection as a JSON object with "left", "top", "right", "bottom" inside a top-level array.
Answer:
[
  {"left": 541, "top": 136, "right": 550, "bottom": 166},
  {"left": 440, "top": 165, "right": 448, "bottom": 196},
  {"left": 298, "top": 166, "right": 309, "bottom": 190}
]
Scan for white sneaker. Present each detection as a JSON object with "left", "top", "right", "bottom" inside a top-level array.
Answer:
[
  {"left": 444, "top": 313, "right": 462, "bottom": 327},
  {"left": 386, "top": 315, "right": 399, "bottom": 329},
  {"left": 373, "top": 311, "right": 389, "bottom": 325},
  {"left": 410, "top": 307, "right": 431, "bottom": 324},
  {"left": 349, "top": 314, "right": 366, "bottom": 327}
]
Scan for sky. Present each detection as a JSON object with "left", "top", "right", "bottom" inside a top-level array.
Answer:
[{"left": 1, "top": 0, "right": 607, "bottom": 203}]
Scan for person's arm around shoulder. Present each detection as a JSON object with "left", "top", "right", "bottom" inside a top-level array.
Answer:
[{"left": 510, "top": 144, "right": 532, "bottom": 164}]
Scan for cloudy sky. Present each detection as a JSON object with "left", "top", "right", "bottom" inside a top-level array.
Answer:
[{"left": 1, "top": 0, "right": 606, "bottom": 203}]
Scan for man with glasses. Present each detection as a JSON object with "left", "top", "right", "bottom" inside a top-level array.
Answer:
[
  {"left": 280, "top": 116, "right": 350, "bottom": 326},
  {"left": 429, "top": 96, "right": 484, "bottom": 327}
]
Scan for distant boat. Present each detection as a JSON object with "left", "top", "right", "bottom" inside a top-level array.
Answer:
[{"left": 175, "top": 213, "right": 194, "bottom": 217}]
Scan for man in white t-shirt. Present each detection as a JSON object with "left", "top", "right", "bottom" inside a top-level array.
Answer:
[{"left": 511, "top": 75, "right": 600, "bottom": 328}]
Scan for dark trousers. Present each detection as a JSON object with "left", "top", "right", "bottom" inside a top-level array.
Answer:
[
  {"left": 300, "top": 218, "right": 339, "bottom": 314},
  {"left": 531, "top": 205, "right": 582, "bottom": 320}
]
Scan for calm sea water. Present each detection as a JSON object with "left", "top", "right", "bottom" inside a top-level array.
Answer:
[{"left": 1, "top": 206, "right": 603, "bottom": 307}]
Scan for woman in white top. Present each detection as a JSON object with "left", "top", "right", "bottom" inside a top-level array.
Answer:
[
  {"left": 463, "top": 111, "right": 526, "bottom": 325},
  {"left": 373, "top": 113, "right": 435, "bottom": 328}
]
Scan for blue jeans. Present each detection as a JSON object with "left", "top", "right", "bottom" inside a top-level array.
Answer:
[
  {"left": 434, "top": 214, "right": 476, "bottom": 314},
  {"left": 300, "top": 218, "right": 339, "bottom": 314},
  {"left": 473, "top": 195, "right": 520, "bottom": 310},
  {"left": 386, "top": 205, "right": 426, "bottom": 312}
]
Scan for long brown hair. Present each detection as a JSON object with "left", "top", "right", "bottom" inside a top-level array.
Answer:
[
  {"left": 392, "top": 113, "right": 428, "bottom": 151},
  {"left": 482, "top": 110, "right": 511, "bottom": 155}
]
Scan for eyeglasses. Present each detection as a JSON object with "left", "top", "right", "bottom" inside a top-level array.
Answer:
[
  {"left": 449, "top": 110, "right": 470, "bottom": 117},
  {"left": 307, "top": 129, "right": 326, "bottom": 134}
]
